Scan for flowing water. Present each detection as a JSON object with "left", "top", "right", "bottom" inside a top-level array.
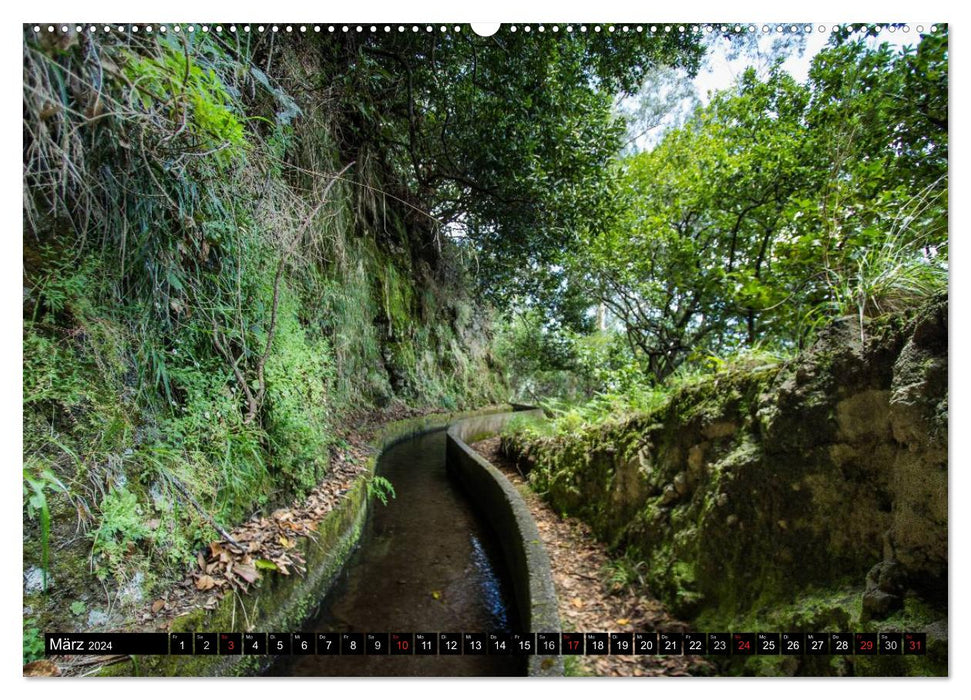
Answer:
[{"left": 266, "top": 428, "right": 524, "bottom": 676}]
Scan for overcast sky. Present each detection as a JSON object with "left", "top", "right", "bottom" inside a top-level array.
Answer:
[
  {"left": 697, "top": 24, "right": 921, "bottom": 100},
  {"left": 624, "top": 24, "right": 926, "bottom": 152}
]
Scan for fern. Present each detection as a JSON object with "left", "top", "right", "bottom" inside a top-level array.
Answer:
[{"left": 367, "top": 475, "right": 396, "bottom": 506}]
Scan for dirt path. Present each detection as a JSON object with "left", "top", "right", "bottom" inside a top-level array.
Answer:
[{"left": 471, "top": 436, "right": 711, "bottom": 677}]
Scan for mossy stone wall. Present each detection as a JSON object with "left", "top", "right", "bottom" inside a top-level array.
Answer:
[{"left": 504, "top": 299, "right": 948, "bottom": 676}]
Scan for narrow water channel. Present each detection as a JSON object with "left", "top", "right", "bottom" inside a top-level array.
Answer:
[{"left": 266, "top": 428, "right": 525, "bottom": 676}]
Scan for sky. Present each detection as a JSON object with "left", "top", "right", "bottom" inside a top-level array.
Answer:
[
  {"left": 698, "top": 23, "right": 922, "bottom": 94},
  {"left": 625, "top": 23, "right": 928, "bottom": 152}
]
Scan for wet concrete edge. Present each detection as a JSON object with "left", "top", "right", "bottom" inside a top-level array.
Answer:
[{"left": 446, "top": 408, "right": 565, "bottom": 677}]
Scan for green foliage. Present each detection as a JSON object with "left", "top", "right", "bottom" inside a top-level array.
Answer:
[
  {"left": 493, "top": 307, "right": 652, "bottom": 403},
  {"left": 151, "top": 356, "right": 272, "bottom": 525},
  {"left": 263, "top": 289, "right": 337, "bottom": 498},
  {"left": 70, "top": 600, "right": 87, "bottom": 616},
  {"left": 24, "top": 620, "right": 45, "bottom": 665},
  {"left": 825, "top": 221, "right": 948, "bottom": 340},
  {"left": 540, "top": 386, "right": 666, "bottom": 432},
  {"left": 581, "top": 29, "right": 947, "bottom": 382},
  {"left": 507, "top": 341, "right": 786, "bottom": 447},
  {"left": 586, "top": 65, "right": 814, "bottom": 380},
  {"left": 124, "top": 36, "right": 249, "bottom": 166},
  {"left": 22, "top": 467, "right": 68, "bottom": 592},
  {"left": 492, "top": 309, "right": 589, "bottom": 401},
  {"left": 89, "top": 486, "right": 152, "bottom": 581},
  {"left": 366, "top": 475, "right": 396, "bottom": 507},
  {"left": 603, "top": 551, "right": 648, "bottom": 591},
  {"left": 317, "top": 27, "right": 704, "bottom": 319},
  {"left": 23, "top": 257, "right": 125, "bottom": 415},
  {"left": 22, "top": 26, "right": 506, "bottom": 626}
]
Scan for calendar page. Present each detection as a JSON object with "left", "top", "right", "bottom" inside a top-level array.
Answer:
[{"left": 21, "top": 10, "right": 949, "bottom": 684}]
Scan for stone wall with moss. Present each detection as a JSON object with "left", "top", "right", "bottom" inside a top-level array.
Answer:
[{"left": 503, "top": 297, "right": 947, "bottom": 676}]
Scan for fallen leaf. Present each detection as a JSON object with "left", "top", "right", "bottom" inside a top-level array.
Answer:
[
  {"left": 571, "top": 597, "right": 584, "bottom": 609},
  {"left": 23, "top": 660, "right": 60, "bottom": 677},
  {"left": 235, "top": 563, "right": 259, "bottom": 583},
  {"left": 254, "top": 559, "right": 279, "bottom": 571},
  {"left": 616, "top": 618, "right": 630, "bottom": 626},
  {"left": 152, "top": 599, "right": 166, "bottom": 614},
  {"left": 195, "top": 575, "right": 216, "bottom": 591}
]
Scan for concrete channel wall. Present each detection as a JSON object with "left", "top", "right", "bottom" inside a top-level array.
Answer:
[
  {"left": 446, "top": 407, "right": 564, "bottom": 677},
  {"left": 104, "top": 405, "right": 515, "bottom": 677}
]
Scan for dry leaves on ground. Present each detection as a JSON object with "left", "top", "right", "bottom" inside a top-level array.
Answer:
[
  {"left": 472, "top": 436, "right": 712, "bottom": 677},
  {"left": 133, "top": 405, "right": 435, "bottom": 629}
]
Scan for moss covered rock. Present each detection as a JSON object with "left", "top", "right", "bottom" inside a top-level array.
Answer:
[{"left": 505, "top": 298, "right": 948, "bottom": 676}]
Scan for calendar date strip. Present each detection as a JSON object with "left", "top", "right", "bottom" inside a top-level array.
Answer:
[{"left": 45, "top": 631, "right": 927, "bottom": 656}]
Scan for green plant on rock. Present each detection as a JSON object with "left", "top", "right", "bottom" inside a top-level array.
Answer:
[
  {"left": 603, "top": 552, "right": 649, "bottom": 592},
  {"left": 367, "top": 475, "right": 396, "bottom": 507},
  {"left": 23, "top": 466, "right": 68, "bottom": 592},
  {"left": 23, "top": 620, "right": 44, "bottom": 665},
  {"left": 825, "top": 210, "right": 947, "bottom": 342},
  {"left": 89, "top": 486, "right": 151, "bottom": 582},
  {"left": 124, "top": 37, "right": 249, "bottom": 166},
  {"left": 263, "top": 288, "right": 338, "bottom": 498}
]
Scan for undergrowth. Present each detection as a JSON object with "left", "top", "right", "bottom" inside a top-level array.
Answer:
[{"left": 510, "top": 344, "right": 789, "bottom": 440}]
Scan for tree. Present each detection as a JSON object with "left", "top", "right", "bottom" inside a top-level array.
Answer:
[
  {"left": 587, "top": 67, "right": 812, "bottom": 379},
  {"left": 583, "top": 28, "right": 947, "bottom": 381},
  {"left": 302, "top": 27, "right": 705, "bottom": 320}
]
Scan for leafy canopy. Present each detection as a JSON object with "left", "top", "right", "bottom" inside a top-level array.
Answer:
[
  {"left": 581, "top": 28, "right": 947, "bottom": 382},
  {"left": 316, "top": 27, "right": 705, "bottom": 319}
]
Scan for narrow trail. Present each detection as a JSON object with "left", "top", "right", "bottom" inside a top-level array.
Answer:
[{"left": 471, "top": 437, "right": 712, "bottom": 677}]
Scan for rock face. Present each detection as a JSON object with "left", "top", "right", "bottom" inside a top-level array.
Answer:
[
  {"left": 504, "top": 296, "right": 947, "bottom": 674},
  {"left": 862, "top": 560, "right": 906, "bottom": 620}
]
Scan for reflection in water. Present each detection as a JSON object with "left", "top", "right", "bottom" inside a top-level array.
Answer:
[
  {"left": 469, "top": 534, "right": 508, "bottom": 630},
  {"left": 266, "top": 429, "right": 524, "bottom": 676}
]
